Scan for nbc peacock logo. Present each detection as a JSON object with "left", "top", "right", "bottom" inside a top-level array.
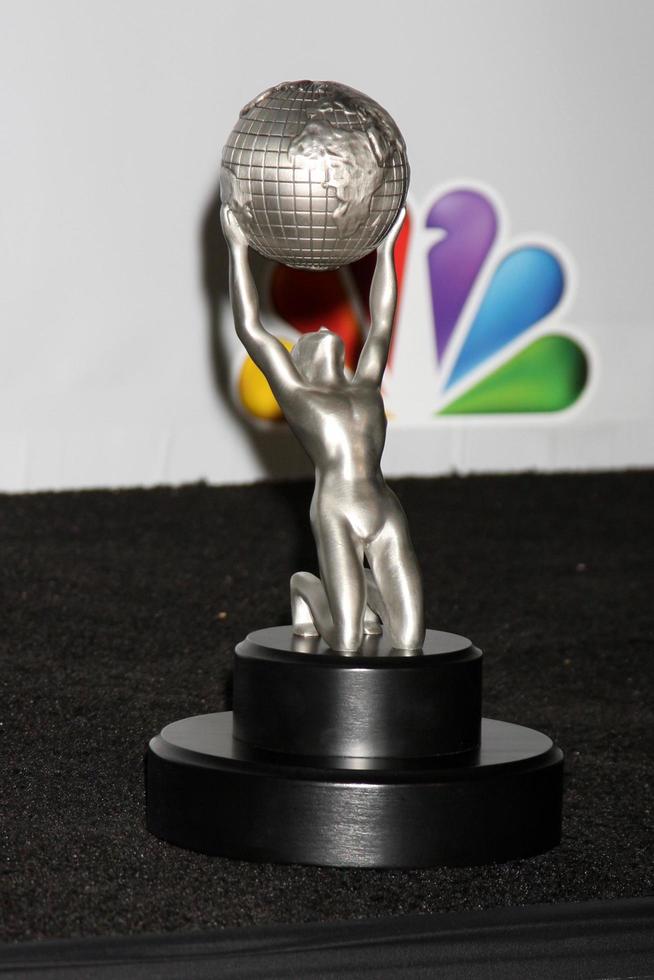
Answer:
[{"left": 233, "top": 183, "right": 590, "bottom": 422}]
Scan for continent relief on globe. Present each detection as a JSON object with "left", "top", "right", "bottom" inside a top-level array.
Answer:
[{"left": 221, "top": 79, "right": 410, "bottom": 271}]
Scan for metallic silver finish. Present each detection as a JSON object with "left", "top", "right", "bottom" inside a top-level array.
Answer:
[
  {"left": 221, "top": 201, "right": 424, "bottom": 653},
  {"left": 221, "top": 79, "right": 409, "bottom": 270}
]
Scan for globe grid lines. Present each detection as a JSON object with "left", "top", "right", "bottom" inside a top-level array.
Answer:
[{"left": 221, "top": 80, "right": 408, "bottom": 269}]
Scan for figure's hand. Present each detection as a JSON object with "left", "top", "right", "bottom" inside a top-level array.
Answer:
[
  {"left": 221, "top": 203, "right": 249, "bottom": 251},
  {"left": 378, "top": 207, "right": 406, "bottom": 256}
]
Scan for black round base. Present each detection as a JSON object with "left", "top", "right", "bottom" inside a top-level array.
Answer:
[
  {"left": 146, "top": 712, "right": 563, "bottom": 868},
  {"left": 234, "top": 626, "right": 482, "bottom": 758}
]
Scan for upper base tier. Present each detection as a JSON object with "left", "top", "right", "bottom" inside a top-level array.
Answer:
[
  {"left": 234, "top": 626, "right": 482, "bottom": 758},
  {"left": 146, "top": 712, "right": 563, "bottom": 868}
]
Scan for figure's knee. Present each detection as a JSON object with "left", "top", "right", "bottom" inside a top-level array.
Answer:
[
  {"left": 290, "top": 571, "right": 307, "bottom": 594},
  {"left": 291, "top": 570, "right": 323, "bottom": 597}
]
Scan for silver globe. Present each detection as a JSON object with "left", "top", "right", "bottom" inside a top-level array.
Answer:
[{"left": 220, "top": 80, "right": 409, "bottom": 271}]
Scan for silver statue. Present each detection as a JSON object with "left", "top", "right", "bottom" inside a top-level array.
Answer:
[
  {"left": 221, "top": 203, "right": 424, "bottom": 653},
  {"left": 220, "top": 79, "right": 423, "bottom": 652}
]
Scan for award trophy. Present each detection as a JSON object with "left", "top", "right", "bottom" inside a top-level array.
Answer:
[{"left": 146, "top": 81, "right": 563, "bottom": 866}]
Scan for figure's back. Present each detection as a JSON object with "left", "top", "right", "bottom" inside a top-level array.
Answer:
[{"left": 282, "top": 381, "right": 387, "bottom": 483}]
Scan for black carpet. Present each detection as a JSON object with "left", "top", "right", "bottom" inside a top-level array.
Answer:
[
  {"left": 3, "top": 899, "right": 654, "bottom": 979},
  {"left": 2, "top": 471, "right": 653, "bottom": 942}
]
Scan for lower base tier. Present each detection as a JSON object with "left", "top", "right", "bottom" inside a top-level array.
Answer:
[{"left": 146, "top": 712, "right": 563, "bottom": 868}]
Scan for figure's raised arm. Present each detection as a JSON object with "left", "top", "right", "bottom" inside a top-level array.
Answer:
[
  {"left": 221, "top": 204, "right": 303, "bottom": 402},
  {"left": 353, "top": 207, "right": 405, "bottom": 386}
]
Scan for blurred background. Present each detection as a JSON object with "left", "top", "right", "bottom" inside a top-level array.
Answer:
[{"left": 1, "top": 0, "right": 652, "bottom": 492}]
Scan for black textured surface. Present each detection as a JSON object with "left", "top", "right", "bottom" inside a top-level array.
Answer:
[
  {"left": 2, "top": 898, "right": 653, "bottom": 979},
  {"left": 2, "top": 472, "right": 653, "bottom": 941}
]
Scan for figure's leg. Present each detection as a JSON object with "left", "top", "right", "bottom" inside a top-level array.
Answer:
[
  {"left": 363, "top": 607, "right": 383, "bottom": 635},
  {"left": 313, "top": 515, "right": 367, "bottom": 653},
  {"left": 290, "top": 531, "right": 367, "bottom": 651},
  {"left": 363, "top": 569, "right": 384, "bottom": 635},
  {"left": 365, "top": 507, "right": 425, "bottom": 650},
  {"left": 290, "top": 572, "right": 325, "bottom": 637}
]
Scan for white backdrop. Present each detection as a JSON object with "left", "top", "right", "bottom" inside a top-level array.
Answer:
[{"left": 1, "top": 0, "right": 652, "bottom": 491}]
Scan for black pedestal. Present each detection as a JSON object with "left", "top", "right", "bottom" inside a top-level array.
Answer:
[
  {"left": 147, "top": 627, "right": 563, "bottom": 867},
  {"left": 234, "top": 626, "right": 482, "bottom": 758}
]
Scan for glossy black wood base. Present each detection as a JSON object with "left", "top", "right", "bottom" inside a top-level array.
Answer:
[
  {"left": 147, "top": 712, "right": 563, "bottom": 868},
  {"left": 234, "top": 627, "right": 482, "bottom": 758}
]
